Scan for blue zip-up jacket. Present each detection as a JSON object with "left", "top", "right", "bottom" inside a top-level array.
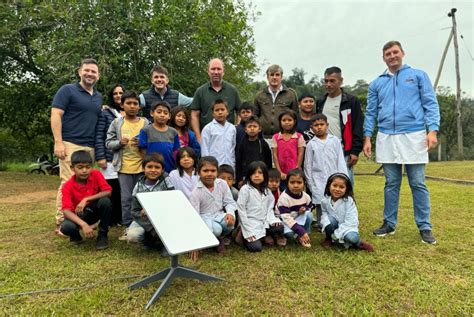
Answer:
[{"left": 364, "top": 64, "right": 440, "bottom": 137}]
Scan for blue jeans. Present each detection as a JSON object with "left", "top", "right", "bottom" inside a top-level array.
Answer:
[
  {"left": 382, "top": 164, "right": 431, "bottom": 231},
  {"left": 284, "top": 211, "right": 313, "bottom": 239},
  {"left": 324, "top": 215, "right": 360, "bottom": 247},
  {"left": 205, "top": 217, "right": 234, "bottom": 237}
]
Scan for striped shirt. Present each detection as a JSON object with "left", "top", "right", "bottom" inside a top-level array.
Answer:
[{"left": 138, "top": 125, "right": 180, "bottom": 173}]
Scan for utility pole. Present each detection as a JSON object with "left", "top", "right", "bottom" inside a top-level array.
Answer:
[
  {"left": 433, "top": 29, "right": 453, "bottom": 91},
  {"left": 449, "top": 8, "right": 464, "bottom": 159}
]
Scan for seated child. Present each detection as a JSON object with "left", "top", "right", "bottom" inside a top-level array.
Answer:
[
  {"left": 190, "top": 156, "right": 236, "bottom": 257},
  {"left": 170, "top": 106, "right": 201, "bottom": 157},
  {"left": 218, "top": 164, "right": 239, "bottom": 201},
  {"left": 60, "top": 150, "right": 112, "bottom": 250},
  {"left": 235, "top": 115, "right": 272, "bottom": 188},
  {"left": 201, "top": 99, "right": 236, "bottom": 169},
  {"left": 320, "top": 173, "right": 374, "bottom": 252},
  {"left": 237, "top": 161, "right": 284, "bottom": 252},
  {"left": 276, "top": 169, "right": 313, "bottom": 248},
  {"left": 267, "top": 168, "right": 287, "bottom": 245},
  {"left": 127, "top": 154, "right": 175, "bottom": 251},
  {"left": 169, "top": 147, "right": 199, "bottom": 200},
  {"left": 138, "top": 100, "right": 180, "bottom": 173}
]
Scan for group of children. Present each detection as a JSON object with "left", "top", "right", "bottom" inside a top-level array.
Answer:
[{"left": 59, "top": 90, "right": 374, "bottom": 254}]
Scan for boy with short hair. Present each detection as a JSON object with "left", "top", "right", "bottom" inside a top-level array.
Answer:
[
  {"left": 235, "top": 102, "right": 257, "bottom": 152},
  {"left": 106, "top": 91, "right": 149, "bottom": 238},
  {"left": 218, "top": 164, "right": 239, "bottom": 201},
  {"left": 138, "top": 100, "right": 180, "bottom": 173},
  {"left": 304, "top": 113, "right": 348, "bottom": 228},
  {"left": 201, "top": 99, "right": 236, "bottom": 169},
  {"left": 127, "top": 153, "right": 175, "bottom": 253},
  {"left": 296, "top": 93, "right": 317, "bottom": 143},
  {"left": 60, "top": 150, "right": 112, "bottom": 250},
  {"left": 235, "top": 116, "right": 272, "bottom": 187}
]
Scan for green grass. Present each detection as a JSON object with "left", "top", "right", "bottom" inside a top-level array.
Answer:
[
  {"left": 0, "top": 162, "right": 32, "bottom": 172},
  {"left": 0, "top": 170, "right": 473, "bottom": 315}
]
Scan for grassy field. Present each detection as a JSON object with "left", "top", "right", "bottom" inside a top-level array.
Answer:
[{"left": 0, "top": 167, "right": 473, "bottom": 315}]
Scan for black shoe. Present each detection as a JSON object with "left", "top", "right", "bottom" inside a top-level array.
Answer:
[
  {"left": 96, "top": 235, "right": 109, "bottom": 250},
  {"left": 373, "top": 221, "right": 396, "bottom": 237},
  {"left": 420, "top": 230, "right": 437, "bottom": 244},
  {"left": 70, "top": 236, "right": 83, "bottom": 246}
]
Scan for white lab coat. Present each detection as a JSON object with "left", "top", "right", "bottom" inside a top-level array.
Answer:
[
  {"left": 320, "top": 196, "right": 359, "bottom": 243},
  {"left": 237, "top": 185, "right": 281, "bottom": 240},
  {"left": 304, "top": 134, "right": 348, "bottom": 204}
]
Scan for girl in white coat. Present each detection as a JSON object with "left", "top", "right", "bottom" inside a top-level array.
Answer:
[
  {"left": 237, "top": 161, "right": 284, "bottom": 252},
  {"left": 169, "top": 147, "right": 199, "bottom": 200},
  {"left": 320, "top": 173, "right": 374, "bottom": 252}
]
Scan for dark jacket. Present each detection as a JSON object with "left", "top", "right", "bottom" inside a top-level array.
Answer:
[
  {"left": 141, "top": 85, "right": 179, "bottom": 120},
  {"left": 255, "top": 86, "right": 298, "bottom": 136},
  {"left": 235, "top": 137, "right": 272, "bottom": 183},
  {"left": 316, "top": 90, "right": 364, "bottom": 156},
  {"left": 95, "top": 106, "right": 121, "bottom": 162}
]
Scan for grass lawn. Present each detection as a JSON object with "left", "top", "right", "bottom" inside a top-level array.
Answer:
[{"left": 0, "top": 169, "right": 472, "bottom": 315}]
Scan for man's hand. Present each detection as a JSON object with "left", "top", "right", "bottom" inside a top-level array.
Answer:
[
  {"left": 427, "top": 131, "right": 438, "bottom": 151},
  {"left": 54, "top": 141, "right": 66, "bottom": 160},
  {"left": 363, "top": 137, "right": 372, "bottom": 159},
  {"left": 347, "top": 154, "right": 359, "bottom": 167},
  {"left": 225, "top": 214, "right": 235, "bottom": 226},
  {"left": 97, "top": 159, "right": 107, "bottom": 169},
  {"left": 81, "top": 223, "right": 94, "bottom": 238}
]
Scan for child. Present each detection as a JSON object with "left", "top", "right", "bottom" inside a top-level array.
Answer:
[
  {"left": 169, "top": 147, "right": 199, "bottom": 200},
  {"left": 320, "top": 173, "right": 374, "bottom": 252},
  {"left": 235, "top": 116, "right": 272, "bottom": 187},
  {"left": 276, "top": 169, "right": 313, "bottom": 247},
  {"left": 268, "top": 168, "right": 282, "bottom": 212},
  {"left": 60, "top": 150, "right": 112, "bottom": 250},
  {"left": 271, "top": 110, "right": 305, "bottom": 181},
  {"left": 127, "top": 154, "right": 174, "bottom": 252},
  {"left": 201, "top": 99, "right": 236, "bottom": 169},
  {"left": 138, "top": 100, "right": 180, "bottom": 173},
  {"left": 304, "top": 113, "right": 348, "bottom": 229},
  {"left": 218, "top": 164, "right": 239, "bottom": 202},
  {"left": 296, "top": 93, "right": 316, "bottom": 143},
  {"left": 170, "top": 106, "right": 201, "bottom": 157},
  {"left": 237, "top": 161, "right": 284, "bottom": 252},
  {"left": 235, "top": 102, "right": 257, "bottom": 152},
  {"left": 106, "top": 91, "right": 149, "bottom": 238},
  {"left": 190, "top": 156, "right": 237, "bottom": 257}
]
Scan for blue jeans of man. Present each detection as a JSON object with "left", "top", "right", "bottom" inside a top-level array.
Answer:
[{"left": 382, "top": 163, "right": 432, "bottom": 231}]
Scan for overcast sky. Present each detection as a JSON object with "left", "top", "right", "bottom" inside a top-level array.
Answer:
[{"left": 251, "top": 0, "right": 473, "bottom": 97}]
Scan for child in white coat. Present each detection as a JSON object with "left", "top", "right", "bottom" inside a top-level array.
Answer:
[
  {"left": 237, "top": 161, "right": 284, "bottom": 252},
  {"left": 169, "top": 147, "right": 199, "bottom": 200},
  {"left": 320, "top": 173, "right": 374, "bottom": 252}
]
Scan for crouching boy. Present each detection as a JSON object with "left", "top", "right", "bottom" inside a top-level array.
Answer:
[{"left": 60, "top": 150, "right": 112, "bottom": 250}]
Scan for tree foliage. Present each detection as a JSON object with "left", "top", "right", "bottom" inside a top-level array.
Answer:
[{"left": 0, "top": 0, "right": 257, "bottom": 160}]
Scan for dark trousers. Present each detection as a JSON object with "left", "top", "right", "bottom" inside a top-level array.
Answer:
[
  {"left": 107, "top": 178, "right": 122, "bottom": 226},
  {"left": 244, "top": 225, "right": 284, "bottom": 252},
  {"left": 61, "top": 197, "right": 112, "bottom": 240}
]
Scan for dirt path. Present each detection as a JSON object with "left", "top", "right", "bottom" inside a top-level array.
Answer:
[{"left": 0, "top": 190, "right": 56, "bottom": 204}]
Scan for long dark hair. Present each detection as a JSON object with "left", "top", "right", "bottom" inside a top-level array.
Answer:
[
  {"left": 245, "top": 161, "right": 269, "bottom": 194},
  {"left": 107, "top": 84, "right": 125, "bottom": 110},
  {"left": 170, "top": 106, "right": 190, "bottom": 132},
  {"left": 324, "top": 173, "right": 354, "bottom": 201},
  {"left": 176, "top": 147, "right": 198, "bottom": 177},
  {"left": 278, "top": 109, "right": 297, "bottom": 134}
]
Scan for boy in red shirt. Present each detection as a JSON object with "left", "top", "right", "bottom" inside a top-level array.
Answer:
[{"left": 60, "top": 150, "right": 112, "bottom": 250}]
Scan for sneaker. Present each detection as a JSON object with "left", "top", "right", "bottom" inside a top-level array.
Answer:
[
  {"left": 320, "top": 238, "right": 333, "bottom": 249},
  {"left": 312, "top": 221, "right": 322, "bottom": 231},
  {"left": 96, "top": 235, "right": 109, "bottom": 250},
  {"left": 118, "top": 227, "right": 128, "bottom": 241},
  {"left": 359, "top": 240, "right": 374, "bottom": 252},
  {"left": 222, "top": 236, "right": 231, "bottom": 246},
  {"left": 264, "top": 235, "right": 275, "bottom": 247},
  {"left": 216, "top": 238, "right": 225, "bottom": 253},
  {"left": 420, "top": 230, "right": 437, "bottom": 244},
  {"left": 276, "top": 236, "right": 287, "bottom": 247},
  {"left": 70, "top": 235, "right": 83, "bottom": 246},
  {"left": 373, "top": 221, "right": 396, "bottom": 237}
]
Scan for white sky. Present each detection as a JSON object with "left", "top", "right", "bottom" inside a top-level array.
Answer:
[{"left": 251, "top": 0, "right": 473, "bottom": 97}]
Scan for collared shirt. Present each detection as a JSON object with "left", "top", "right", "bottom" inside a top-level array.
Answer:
[
  {"left": 201, "top": 119, "right": 236, "bottom": 169},
  {"left": 169, "top": 169, "right": 199, "bottom": 200},
  {"left": 271, "top": 132, "right": 305, "bottom": 174},
  {"left": 62, "top": 170, "right": 111, "bottom": 212},
  {"left": 376, "top": 131, "right": 428, "bottom": 164},
  {"left": 52, "top": 82, "right": 103, "bottom": 147},
  {"left": 268, "top": 85, "right": 283, "bottom": 104},
  {"left": 190, "top": 178, "right": 237, "bottom": 220}
]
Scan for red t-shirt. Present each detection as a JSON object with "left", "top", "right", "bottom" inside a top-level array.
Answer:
[{"left": 61, "top": 169, "right": 111, "bottom": 212}]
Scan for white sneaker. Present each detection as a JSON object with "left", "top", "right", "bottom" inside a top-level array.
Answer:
[{"left": 118, "top": 227, "right": 128, "bottom": 241}]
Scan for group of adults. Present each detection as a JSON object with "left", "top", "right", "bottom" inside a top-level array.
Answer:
[{"left": 51, "top": 40, "right": 440, "bottom": 244}]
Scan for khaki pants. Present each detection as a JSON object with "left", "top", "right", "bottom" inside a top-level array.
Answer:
[{"left": 55, "top": 141, "right": 94, "bottom": 225}]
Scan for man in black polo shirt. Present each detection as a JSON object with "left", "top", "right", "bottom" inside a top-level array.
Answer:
[
  {"left": 190, "top": 58, "right": 241, "bottom": 142},
  {"left": 51, "top": 58, "right": 103, "bottom": 234},
  {"left": 139, "top": 65, "right": 193, "bottom": 121}
]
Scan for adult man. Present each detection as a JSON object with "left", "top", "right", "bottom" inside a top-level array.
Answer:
[
  {"left": 139, "top": 65, "right": 192, "bottom": 121},
  {"left": 51, "top": 58, "right": 103, "bottom": 234},
  {"left": 363, "top": 41, "right": 440, "bottom": 244},
  {"left": 190, "top": 58, "right": 241, "bottom": 142},
  {"left": 255, "top": 64, "right": 298, "bottom": 137},
  {"left": 316, "top": 67, "right": 364, "bottom": 184}
]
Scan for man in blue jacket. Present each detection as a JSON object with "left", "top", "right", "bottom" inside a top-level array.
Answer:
[{"left": 363, "top": 41, "right": 440, "bottom": 244}]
